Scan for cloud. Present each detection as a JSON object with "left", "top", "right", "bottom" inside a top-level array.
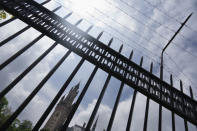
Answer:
[
  {"left": 69, "top": 91, "right": 196, "bottom": 131},
  {"left": 1, "top": 0, "right": 197, "bottom": 130}
]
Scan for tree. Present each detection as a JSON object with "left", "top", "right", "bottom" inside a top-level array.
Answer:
[
  {"left": 0, "top": 10, "right": 7, "bottom": 19},
  {"left": 0, "top": 97, "right": 8, "bottom": 111},
  {"left": 18, "top": 120, "right": 32, "bottom": 131},
  {"left": 0, "top": 97, "right": 33, "bottom": 131},
  {"left": 0, "top": 96, "right": 11, "bottom": 126},
  {"left": 7, "top": 119, "right": 20, "bottom": 131}
]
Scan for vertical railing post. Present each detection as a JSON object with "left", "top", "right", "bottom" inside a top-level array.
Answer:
[
  {"left": 1, "top": 0, "right": 197, "bottom": 130},
  {"left": 143, "top": 62, "right": 153, "bottom": 131},
  {"left": 0, "top": 6, "right": 69, "bottom": 100},
  {"left": 180, "top": 80, "right": 188, "bottom": 131},
  {"left": 158, "top": 13, "right": 192, "bottom": 131},
  {"left": 0, "top": 42, "right": 58, "bottom": 100},
  {"left": 85, "top": 44, "right": 124, "bottom": 131},
  {"left": 0, "top": 7, "right": 72, "bottom": 71},
  {"left": 158, "top": 86, "right": 162, "bottom": 131},
  {"left": 33, "top": 58, "right": 85, "bottom": 131},
  {"left": 0, "top": 17, "right": 16, "bottom": 27},
  {"left": 32, "top": 20, "right": 92, "bottom": 131},
  {"left": 189, "top": 86, "right": 194, "bottom": 99},
  {"left": 189, "top": 86, "right": 197, "bottom": 129},
  {"left": 106, "top": 50, "right": 133, "bottom": 131},
  {"left": 0, "top": 34, "right": 45, "bottom": 70},
  {"left": 0, "top": 0, "right": 56, "bottom": 47},
  {"left": 126, "top": 56, "right": 143, "bottom": 131},
  {"left": 170, "top": 75, "right": 175, "bottom": 131},
  {"left": 0, "top": 50, "right": 71, "bottom": 131},
  {"left": 61, "top": 30, "right": 113, "bottom": 131}
]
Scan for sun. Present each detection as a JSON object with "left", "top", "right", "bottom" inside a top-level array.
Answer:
[{"left": 59, "top": 0, "right": 109, "bottom": 16}]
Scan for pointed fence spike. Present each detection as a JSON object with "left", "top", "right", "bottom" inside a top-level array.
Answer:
[
  {"left": 170, "top": 74, "right": 176, "bottom": 131},
  {"left": 170, "top": 74, "right": 173, "bottom": 86},
  {"left": 75, "top": 19, "right": 83, "bottom": 26},
  {"left": 108, "top": 38, "right": 113, "bottom": 47},
  {"left": 140, "top": 56, "right": 143, "bottom": 66},
  {"left": 86, "top": 25, "right": 93, "bottom": 33},
  {"left": 119, "top": 44, "right": 123, "bottom": 53},
  {"left": 180, "top": 80, "right": 183, "bottom": 92},
  {"left": 63, "top": 12, "right": 73, "bottom": 19},
  {"left": 150, "top": 62, "right": 153, "bottom": 73},
  {"left": 129, "top": 50, "right": 134, "bottom": 60},
  {"left": 179, "top": 80, "right": 188, "bottom": 130},
  {"left": 54, "top": 6, "right": 62, "bottom": 11},
  {"left": 189, "top": 86, "right": 194, "bottom": 99},
  {"left": 97, "top": 31, "right": 104, "bottom": 40}
]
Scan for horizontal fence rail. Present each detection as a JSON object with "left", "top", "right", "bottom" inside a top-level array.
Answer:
[{"left": 0, "top": 0, "right": 197, "bottom": 128}]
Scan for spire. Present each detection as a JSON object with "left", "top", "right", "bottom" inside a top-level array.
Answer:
[
  {"left": 92, "top": 115, "right": 99, "bottom": 131},
  {"left": 63, "top": 82, "right": 80, "bottom": 105},
  {"left": 58, "top": 94, "right": 65, "bottom": 105},
  {"left": 73, "top": 82, "right": 80, "bottom": 93}
]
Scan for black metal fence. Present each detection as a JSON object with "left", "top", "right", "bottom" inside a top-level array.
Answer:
[{"left": 0, "top": 0, "right": 196, "bottom": 131}]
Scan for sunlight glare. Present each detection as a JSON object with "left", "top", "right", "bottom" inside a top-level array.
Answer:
[{"left": 65, "top": 0, "right": 108, "bottom": 15}]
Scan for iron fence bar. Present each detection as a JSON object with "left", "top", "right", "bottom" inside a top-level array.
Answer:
[
  {"left": 85, "top": 74, "right": 111, "bottom": 131},
  {"left": 62, "top": 30, "right": 112, "bottom": 130},
  {"left": 126, "top": 90, "right": 137, "bottom": 131},
  {"left": 0, "top": 26, "right": 31, "bottom": 47},
  {"left": 32, "top": 58, "right": 85, "bottom": 131},
  {"left": 85, "top": 45, "right": 124, "bottom": 131},
  {"left": 0, "top": 34, "right": 44, "bottom": 70},
  {"left": 189, "top": 86, "right": 197, "bottom": 129},
  {"left": 32, "top": 19, "right": 86, "bottom": 131},
  {"left": 189, "top": 86, "right": 194, "bottom": 100},
  {"left": 170, "top": 75, "right": 176, "bottom": 131},
  {"left": 0, "top": 42, "right": 57, "bottom": 100},
  {"left": 0, "top": 4, "right": 61, "bottom": 47},
  {"left": 38, "top": 0, "right": 51, "bottom": 6},
  {"left": 0, "top": 50, "right": 71, "bottom": 130},
  {"left": 62, "top": 67, "right": 98, "bottom": 130},
  {"left": 0, "top": 17, "right": 16, "bottom": 27},
  {"left": 106, "top": 50, "right": 133, "bottom": 131},
  {"left": 159, "top": 66, "right": 162, "bottom": 131},
  {"left": 171, "top": 105, "right": 175, "bottom": 131},
  {"left": 180, "top": 80, "right": 188, "bottom": 131},
  {"left": 0, "top": 4, "right": 72, "bottom": 99},
  {"left": 126, "top": 56, "right": 143, "bottom": 131},
  {"left": 158, "top": 13, "right": 192, "bottom": 131},
  {"left": 63, "top": 12, "right": 73, "bottom": 19},
  {"left": 0, "top": 0, "right": 50, "bottom": 27},
  {"left": 159, "top": 101, "right": 162, "bottom": 131},
  {"left": 107, "top": 81, "right": 124, "bottom": 131},
  {"left": 143, "top": 62, "right": 153, "bottom": 131},
  {"left": 1, "top": 0, "right": 197, "bottom": 125}
]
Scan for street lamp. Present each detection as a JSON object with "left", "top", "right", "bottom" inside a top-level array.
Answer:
[
  {"left": 158, "top": 13, "right": 193, "bottom": 131},
  {"left": 160, "top": 13, "right": 193, "bottom": 80}
]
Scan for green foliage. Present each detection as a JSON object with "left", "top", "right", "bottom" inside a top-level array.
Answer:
[
  {"left": 0, "top": 96, "right": 10, "bottom": 126},
  {"left": 0, "top": 10, "right": 7, "bottom": 19},
  {"left": 18, "top": 120, "right": 32, "bottom": 131},
  {"left": 0, "top": 97, "right": 33, "bottom": 131},
  {"left": 0, "top": 96, "right": 8, "bottom": 111}
]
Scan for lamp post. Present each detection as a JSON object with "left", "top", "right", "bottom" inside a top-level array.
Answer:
[
  {"left": 160, "top": 13, "right": 193, "bottom": 80},
  {"left": 158, "top": 13, "right": 193, "bottom": 131}
]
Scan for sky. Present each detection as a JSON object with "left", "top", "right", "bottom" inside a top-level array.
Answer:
[{"left": 0, "top": 0, "right": 197, "bottom": 131}]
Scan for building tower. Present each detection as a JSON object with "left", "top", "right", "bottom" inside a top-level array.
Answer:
[{"left": 44, "top": 83, "right": 80, "bottom": 131}]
